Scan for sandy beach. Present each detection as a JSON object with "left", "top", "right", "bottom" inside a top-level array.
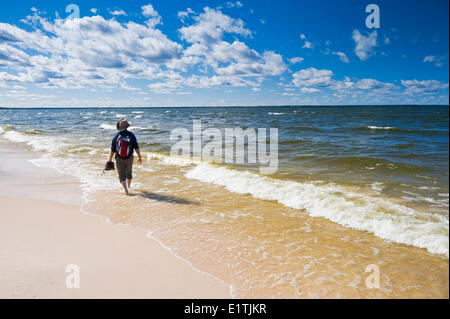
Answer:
[{"left": 0, "top": 145, "right": 231, "bottom": 299}]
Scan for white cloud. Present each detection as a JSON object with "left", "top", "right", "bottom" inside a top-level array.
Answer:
[
  {"left": 288, "top": 57, "right": 304, "bottom": 64},
  {"left": 179, "top": 7, "right": 251, "bottom": 44},
  {"left": 109, "top": 9, "right": 127, "bottom": 16},
  {"left": 0, "top": 14, "right": 182, "bottom": 89},
  {"left": 290, "top": 68, "right": 399, "bottom": 98},
  {"left": 299, "top": 34, "right": 313, "bottom": 49},
  {"left": 292, "top": 67, "right": 333, "bottom": 87},
  {"left": 300, "top": 87, "right": 320, "bottom": 93},
  {"left": 142, "top": 4, "right": 158, "bottom": 17},
  {"left": 423, "top": 55, "right": 445, "bottom": 67},
  {"left": 148, "top": 80, "right": 181, "bottom": 93},
  {"left": 330, "top": 77, "right": 397, "bottom": 95},
  {"left": 141, "top": 4, "right": 162, "bottom": 26},
  {"left": 185, "top": 75, "right": 261, "bottom": 89},
  {"left": 401, "top": 80, "right": 449, "bottom": 94},
  {"left": 177, "top": 8, "right": 195, "bottom": 23},
  {"left": 90, "top": 8, "right": 98, "bottom": 14},
  {"left": 354, "top": 78, "right": 395, "bottom": 90},
  {"left": 332, "top": 51, "right": 349, "bottom": 63},
  {"left": 159, "top": 8, "right": 287, "bottom": 91},
  {"left": 215, "top": 49, "right": 286, "bottom": 76},
  {"left": 226, "top": 1, "right": 243, "bottom": 8},
  {"left": 352, "top": 30, "right": 377, "bottom": 61},
  {"left": 302, "top": 41, "right": 313, "bottom": 49}
]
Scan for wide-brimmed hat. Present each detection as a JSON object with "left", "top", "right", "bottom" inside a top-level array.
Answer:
[{"left": 116, "top": 118, "right": 131, "bottom": 130}]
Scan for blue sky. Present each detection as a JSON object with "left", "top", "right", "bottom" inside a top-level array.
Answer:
[{"left": 0, "top": 0, "right": 448, "bottom": 107}]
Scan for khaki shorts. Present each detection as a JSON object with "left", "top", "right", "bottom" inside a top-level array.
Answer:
[{"left": 115, "top": 154, "right": 133, "bottom": 182}]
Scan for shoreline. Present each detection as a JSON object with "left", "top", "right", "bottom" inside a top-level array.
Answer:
[{"left": 0, "top": 144, "right": 231, "bottom": 299}]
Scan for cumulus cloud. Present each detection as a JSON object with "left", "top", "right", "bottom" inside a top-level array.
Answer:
[
  {"left": 141, "top": 4, "right": 162, "bottom": 26},
  {"left": 148, "top": 80, "right": 182, "bottom": 94},
  {"left": 289, "top": 68, "right": 400, "bottom": 99},
  {"left": 352, "top": 30, "right": 377, "bottom": 61},
  {"left": 288, "top": 57, "right": 304, "bottom": 64},
  {"left": 179, "top": 7, "right": 251, "bottom": 44},
  {"left": 300, "top": 87, "right": 320, "bottom": 93},
  {"left": 226, "top": 1, "right": 243, "bottom": 8},
  {"left": 423, "top": 55, "right": 445, "bottom": 67},
  {"left": 0, "top": 14, "right": 182, "bottom": 89},
  {"left": 292, "top": 68, "right": 333, "bottom": 87},
  {"left": 155, "top": 8, "right": 286, "bottom": 93},
  {"left": 215, "top": 50, "right": 286, "bottom": 76},
  {"left": 302, "top": 41, "right": 313, "bottom": 49},
  {"left": 0, "top": 7, "right": 287, "bottom": 95},
  {"left": 353, "top": 78, "right": 395, "bottom": 90},
  {"left": 332, "top": 51, "right": 349, "bottom": 63},
  {"left": 142, "top": 4, "right": 158, "bottom": 17},
  {"left": 90, "top": 8, "right": 98, "bottom": 14},
  {"left": 329, "top": 77, "right": 397, "bottom": 97},
  {"left": 401, "top": 80, "right": 449, "bottom": 94},
  {"left": 177, "top": 8, "right": 195, "bottom": 23},
  {"left": 299, "top": 34, "right": 313, "bottom": 49},
  {"left": 109, "top": 9, "right": 127, "bottom": 16}
]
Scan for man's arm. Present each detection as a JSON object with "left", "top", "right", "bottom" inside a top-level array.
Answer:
[
  {"left": 109, "top": 134, "right": 117, "bottom": 162},
  {"left": 132, "top": 133, "right": 142, "bottom": 164},
  {"left": 135, "top": 148, "right": 142, "bottom": 164}
]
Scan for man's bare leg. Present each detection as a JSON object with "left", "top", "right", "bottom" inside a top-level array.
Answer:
[
  {"left": 120, "top": 180, "right": 129, "bottom": 195},
  {"left": 127, "top": 178, "right": 132, "bottom": 189}
]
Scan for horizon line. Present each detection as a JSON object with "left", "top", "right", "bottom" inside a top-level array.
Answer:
[{"left": 1, "top": 104, "right": 449, "bottom": 109}]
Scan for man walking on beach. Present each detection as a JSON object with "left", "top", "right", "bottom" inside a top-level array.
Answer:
[{"left": 108, "top": 119, "right": 142, "bottom": 195}]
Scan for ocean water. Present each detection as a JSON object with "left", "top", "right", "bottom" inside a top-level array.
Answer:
[{"left": 0, "top": 106, "right": 448, "bottom": 298}]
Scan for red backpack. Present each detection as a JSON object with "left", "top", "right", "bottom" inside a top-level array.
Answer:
[{"left": 116, "top": 134, "right": 132, "bottom": 158}]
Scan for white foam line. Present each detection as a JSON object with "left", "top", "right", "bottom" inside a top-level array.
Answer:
[
  {"left": 367, "top": 126, "right": 395, "bottom": 130},
  {"left": 185, "top": 163, "right": 449, "bottom": 257},
  {"left": 146, "top": 152, "right": 202, "bottom": 166},
  {"left": 145, "top": 230, "right": 236, "bottom": 298},
  {"left": 79, "top": 203, "right": 235, "bottom": 297}
]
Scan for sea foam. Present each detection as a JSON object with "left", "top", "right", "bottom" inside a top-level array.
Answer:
[
  {"left": 367, "top": 126, "right": 396, "bottom": 130},
  {"left": 99, "top": 123, "right": 116, "bottom": 130},
  {"left": 184, "top": 162, "right": 449, "bottom": 256}
]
